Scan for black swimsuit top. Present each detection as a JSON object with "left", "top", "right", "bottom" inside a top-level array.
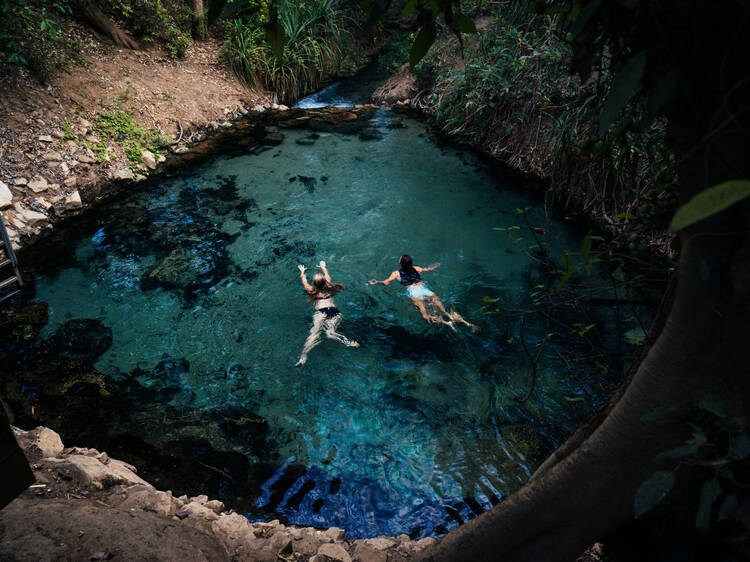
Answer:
[
  {"left": 314, "top": 294, "right": 332, "bottom": 300},
  {"left": 399, "top": 268, "right": 421, "bottom": 286}
]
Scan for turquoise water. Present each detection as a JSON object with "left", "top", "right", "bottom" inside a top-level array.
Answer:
[{"left": 33, "top": 108, "right": 621, "bottom": 538}]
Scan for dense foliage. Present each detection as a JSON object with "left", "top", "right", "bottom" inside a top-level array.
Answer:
[
  {"left": 223, "top": 0, "right": 348, "bottom": 103},
  {"left": 384, "top": 1, "right": 676, "bottom": 255},
  {"left": 0, "top": 0, "right": 193, "bottom": 79}
]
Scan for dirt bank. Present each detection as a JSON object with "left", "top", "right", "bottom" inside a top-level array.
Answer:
[{"left": 0, "top": 24, "right": 270, "bottom": 251}]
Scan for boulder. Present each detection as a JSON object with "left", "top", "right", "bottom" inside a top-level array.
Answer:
[
  {"left": 13, "top": 426, "right": 64, "bottom": 459},
  {"left": 117, "top": 485, "right": 178, "bottom": 516},
  {"left": 46, "top": 454, "right": 150, "bottom": 490},
  {"left": 38, "top": 134, "right": 54, "bottom": 143},
  {"left": 0, "top": 181, "right": 12, "bottom": 208},
  {"left": 262, "top": 132, "right": 285, "bottom": 146},
  {"left": 63, "top": 176, "right": 77, "bottom": 187},
  {"left": 49, "top": 318, "right": 113, "bottom": 359},
  {"left": 364, "top": 538, "right": 397, "bottom": 551},
  {"left": 324, "top": 527, "right": 345, "bottom": 542},
  {"left": 12, "top": 177, "right": 27, "bottom": 186}
]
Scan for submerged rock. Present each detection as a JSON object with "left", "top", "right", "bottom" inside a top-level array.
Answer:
[
  {"left": 49, "top": 318, "right": 113, "bottom": 359},
  {"left": 141, "top": 248, "right": 209, "bottom": 290},
  {"left": 0, "top": 302, "right": 49, "bottom": 346}
]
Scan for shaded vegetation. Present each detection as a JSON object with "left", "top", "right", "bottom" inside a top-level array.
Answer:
[{"left": 223, "top": 0, "right": 350, "bottom": 103}]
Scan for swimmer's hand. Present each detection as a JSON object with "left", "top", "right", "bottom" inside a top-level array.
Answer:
[
  {"left": 319, "top": 260, "right": 326, "bottom": 269},
  {"left": 298, "top": 264, "right": 306, "bottom": 273},
  {"left": 426, "top": 262, "right": 441, "bottom": 271},
  {"left": 367, "top": 279, "right": 378, "bottom": 285}
]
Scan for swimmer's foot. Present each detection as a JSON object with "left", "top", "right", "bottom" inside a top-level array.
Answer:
[
  {"left": 295, "top": 356, "right": 307, "bottom": 367},
  {"left": 348, "top": 341, "right": 360, "bottom": 348},
  {"left": 444, "top": 320, "right": 457, "bottom": 331}
]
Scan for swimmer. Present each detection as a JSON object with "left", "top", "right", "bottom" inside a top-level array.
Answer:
[
  {"left": 368, "top": 254, "right": 476, "bottom": 331},
  {"left": 296, "top": 261, "right": 359, "bottom": 366}
]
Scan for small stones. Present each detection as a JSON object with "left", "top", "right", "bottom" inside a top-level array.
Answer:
[
  {"left": 28, "top": 177, "right": 49, "bottom": 193},
  {"left": 38, "top": 134, "right": 54, "bottom": 143},
  {"left": 78, "top": 154, "right": 96, "bottom": 164},
  {"left": 252, "top": 104, "right": 267, "bottom": 112},
  {"left": 220, "top": 121, "right": 233, "bottom": 128},
  {"left": 314, "top": 542, "right": 352, "bottom": 562},
  {"left": 111, "top": 167, "right": 134, "bottom": 181},
  {"left": 60, "top": 162, "right": 70, "bottom": 176},
  {"left": 142, "top": 149, "right": 157, "bottom": 170},
  {"left": 0, "top": 181, "right": 12, "bottom": 208},
  {"left": 64, "top": 176, "right": 78, "bottom": 188},
  {"left": 13, "top": 204, "right": 47, "bottom": 225},
  {"left": 324, "top": 527, "right": 345, "bottom": 542},
  {"left": 13, "top": 177, "right": 28, "bottom": 186},
  {"left": 42, "top": 151, "right": 64, "bottom": 162},
  {"left": 64, "top": 190, "right": 83, "bottom": 210}
]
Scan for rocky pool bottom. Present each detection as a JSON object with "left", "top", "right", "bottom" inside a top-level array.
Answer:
[{"left": 1, "top": 104, "right": 652, "bottom": 542}]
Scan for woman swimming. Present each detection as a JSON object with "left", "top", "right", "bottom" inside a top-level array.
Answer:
[
  {"left": 296, "top": 261, "right": 359, "bottom": 366},
  {"left": 368, "top": 254, "right": 476, "bottom": 330}
]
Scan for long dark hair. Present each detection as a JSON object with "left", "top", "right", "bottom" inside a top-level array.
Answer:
[
  {"left": 399, "top": 254, "right": 415, "bottom": 273},
  {"left": 308, "top": 272, "right": 345, "bottom": 301}
]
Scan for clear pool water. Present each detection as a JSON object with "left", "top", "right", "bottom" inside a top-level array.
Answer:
[{"left": 33, "top": 107, "right": 622, "bottom": 538}]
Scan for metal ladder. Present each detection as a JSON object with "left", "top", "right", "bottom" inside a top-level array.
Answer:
[{"left": 0, "top": 213, "right": 23, "bottom": 305}]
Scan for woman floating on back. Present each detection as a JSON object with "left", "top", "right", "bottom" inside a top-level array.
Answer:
[
  {"left": 369, "top": 254, "right": 476, "bottom": 331},
  {"left": 296, "top": 261, "right": 359, "bottom": 366}
]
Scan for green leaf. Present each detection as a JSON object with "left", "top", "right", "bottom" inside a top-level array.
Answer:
[
  {"left": 729, "top": 434, "right": 750, "bottom": 460},
  {"left": 717, "top": 495, "right": 738, "bottom": 521},
  {"left": 641, "top": 403, "right": 677, "bottom": 422},
  {"left": 696, "top": 478, "right": 722, "bottom": 530},
  {"left": 670, "top": 180, "right": 750, "bottom": 231},
  {"left": 634, "top": 471, "right": 675, "bottom": 519},
  {"left": 452, "top": 13, "right": 477, "bottom": 34},
  {"left": 410, "top": 22, "right": 437, "bottom": 68},
  {"left": 624, "top": 326, "right": 647, "bottom": 345},
  {"left": 570, "top": 0, "right": 603, "bottom": 36},
  {"left": 648, "top": 442, "right": 701, "bottom": 469},
  {"left": 599, "top": 51, "right": 647, "bottom": 135},
  {"left": 581, "top": 233, "right": 592, "bottom": 263},
  {"left": 699, "top": 395, "right": 733, "bottom": 419},
  {"left": 264, "top": 9, "right": 286, "bottom": 61}
]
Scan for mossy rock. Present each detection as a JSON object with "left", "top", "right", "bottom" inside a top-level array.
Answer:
[{"left": 0, "top": 302, "right": 49, "bottom": 345}]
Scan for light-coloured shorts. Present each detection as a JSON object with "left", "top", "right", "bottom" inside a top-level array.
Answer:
[{"left": 406, "top": 284, "right": 434, "bottom": 299}]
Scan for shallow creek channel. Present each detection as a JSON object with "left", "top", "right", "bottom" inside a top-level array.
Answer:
[{"left": 1, "top": 79, "right": 648, "bottom": 539}]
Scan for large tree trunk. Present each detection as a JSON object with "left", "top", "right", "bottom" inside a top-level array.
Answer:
[
  {"left": 417, "top": 3, "right": 750, "bottom": 560},
  {"left": 76, "top": 1, "right": 139, "bottom": 50},
  {"left": 192, "top": 0, "right": 207, "bottom": 41}
]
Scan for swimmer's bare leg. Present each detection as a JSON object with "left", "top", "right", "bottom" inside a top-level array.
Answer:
[
  {"left": 324, "top": 316, "right": 360, "bottom": 347},
  {"left": 427, "top": 294, "right": 457, "bottom": 329},
  {"left": 296, "top": 313, "right": 325, "bottom": 366},
  {"left": 414, "top": 296, "right": 453, "bottom": 329},
  {"left": 448, "top": 310, "right": 479, "bottom": 332}
]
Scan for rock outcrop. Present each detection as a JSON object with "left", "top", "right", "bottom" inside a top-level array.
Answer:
[{"left": 3, "top": 425, "right": 438, "bottom": 561}]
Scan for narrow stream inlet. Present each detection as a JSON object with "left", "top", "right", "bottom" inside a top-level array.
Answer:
[{"left": 24, "top": 85, "right": 629, "bottom": 538}]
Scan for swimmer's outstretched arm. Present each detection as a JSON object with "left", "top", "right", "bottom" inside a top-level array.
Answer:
[
  {"left": 318, "top": 260, "right": 332, "bottom": 283},
  {"left": 368, "top": 271, "right": 399, "bottom": 286},
  {"left": 298, "top": 264, "right": 313, "bottom": 292},
  {"left": 415, "top": 262, "right": 440, "bottom": 272}
]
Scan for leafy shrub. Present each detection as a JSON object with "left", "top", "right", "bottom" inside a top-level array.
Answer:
[
  {"left": 224, "top": 0, "right": 347, "bottom": 103},
  {"left": 101, "top": 0, "right": 192, "bottom": 58},
  {"left": 91, "top": 109, "right": 169, "bottom": 165},
  {"left": 0, "top": 0, "right": 80, "bottom": 80}
]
